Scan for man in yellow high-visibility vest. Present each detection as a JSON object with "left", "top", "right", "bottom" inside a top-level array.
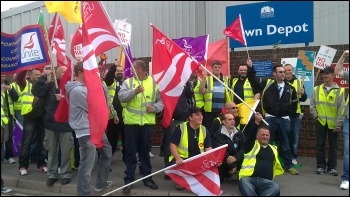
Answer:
[
  {"left": 118, "top": 60, "right": 164, "bottom": 194},
  {"left": 310, "top": 66, "right": 345, "bottom": 177}
]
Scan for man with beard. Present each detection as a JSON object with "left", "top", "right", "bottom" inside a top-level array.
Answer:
[
  {"left": 231, "top": 63, "right": 260, "bottom": 105},
  {"left": 104, "top": 60, "right": 126, "bottom": 159}
]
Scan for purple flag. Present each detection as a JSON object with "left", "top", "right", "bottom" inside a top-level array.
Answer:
[
  {"left": 172, "top": 35, "right": 209, "bottom": 62},
  {"left": 12, "top": 119, "right": 23, "bottom": 157},
  {"left": 123, "top": 44, "right": 133, "bottom": 78}
]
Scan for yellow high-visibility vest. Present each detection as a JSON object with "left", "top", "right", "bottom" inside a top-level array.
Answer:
[
  {"left": 1, "top": 92, "right": 9, "bottom": 126},
  {"left": 314, "top": 85, "right": 345, "bottom": 129},
  {"left": 239, "top": 140, "right": 284, "bottom": 180},
  {"left": 231, "top": 78, "right": 255, "bottom": 102},
  {"left": 20, "top": 81, "right": 34, "bottom": 116},
  {"left": 123, "top": 77, "right": 157, "bottom": 125},
  {"left": 169, "top": 122, "right": 206, "bottom": 162}
]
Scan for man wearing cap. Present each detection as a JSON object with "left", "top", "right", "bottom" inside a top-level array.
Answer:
[
  {"left": 169, "top": 106, "right": 213, "bottom": 190},
  {"left": 334, "top": 50, "right": 349, "bottom": 190},
  {"left": 310, "top": 66, "right": 345, "bottom": 176}
]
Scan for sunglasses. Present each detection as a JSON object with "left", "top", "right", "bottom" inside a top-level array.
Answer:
[
  {"left": 277, "top": 71, "right": 285, "bottom": 74},
  {"left": 227, "top": 107, "right": 238, "bottom": 109}
]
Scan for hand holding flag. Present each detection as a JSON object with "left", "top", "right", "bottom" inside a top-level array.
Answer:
[{"left": 165, "top": 144, "right": 228, "bottom": 196}]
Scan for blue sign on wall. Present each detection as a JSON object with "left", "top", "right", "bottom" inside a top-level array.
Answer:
[
  {"left": 226, "top": 1, "right": 314, "bottom": 48},
  {"left": 252, "top": 60, "right": 273, "bottom": 77}
]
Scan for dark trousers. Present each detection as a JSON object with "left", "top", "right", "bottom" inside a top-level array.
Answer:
[
  {"left": 72, "top": 131, "right": 80, "bottom": 168},
  {"left": 123, "top": 125, "right": 153, "bottom": 184},
  {"left": 18, "top": 116, "right": 46, "bottom": 169},
  {"left": 4, "top": 117, "right": 13, "bottom": 159},
  {"left": 105, "top": 119, "right": 125, "bottom": 158},
  {"left": 265, "top": 116, "right": 294, "bottom": 169},
  {"left": 315, "top": 121, "right": 339, "bottom": 170}
]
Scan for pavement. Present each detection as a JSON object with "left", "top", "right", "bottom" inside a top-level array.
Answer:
[{"left": 1, "top": 148, "right": 348, "bottom": 196}]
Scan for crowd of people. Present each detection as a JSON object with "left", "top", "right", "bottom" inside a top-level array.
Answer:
[{"left": 1, "top": 50, "right": 349, "bottom": 195}]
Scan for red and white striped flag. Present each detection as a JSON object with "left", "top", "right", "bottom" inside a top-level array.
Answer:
[
  {"left": 151, "top": 24, "right": 201, "bottom": 128},
  {"left": 48, "top": 13, "right": 70, "bottom": 67},
  {"left": 80, "top": 1, "right": 121, "bottom": 148},
  {"left": 81, "top": 1, "right": 121, "bottom": 56},
  {"left": 165, "top": 144, "right": 227, "bottom": 196}
]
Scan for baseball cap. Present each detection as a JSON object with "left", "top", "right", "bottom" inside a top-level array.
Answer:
[
  {"left": 321, "top": 66, "right": 334, "bottom": 74},
  {"left": 187, "top": 106, "right": 203, "bottom": 117}
]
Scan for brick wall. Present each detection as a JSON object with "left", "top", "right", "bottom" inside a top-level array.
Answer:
[{"left": 112, "top": 44, "right": 350, "bottom": 158}]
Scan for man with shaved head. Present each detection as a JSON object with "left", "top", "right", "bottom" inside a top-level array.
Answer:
[{"left": 32, "top": 66, "right": 74, "bottom": 186}]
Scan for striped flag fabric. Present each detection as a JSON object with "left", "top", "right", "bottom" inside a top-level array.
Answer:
[
  {"left": 48, "top": 13, "right": 71, "bottom": 67},
  {"left": 165, "top": 144, "right": 227, "bottom": 196},
  {"left": 151, "top": 24, "right": 201, "bottom": 128}
]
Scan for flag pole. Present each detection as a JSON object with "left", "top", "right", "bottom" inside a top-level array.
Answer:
[
  {"left": 42, "top": 11, "right": 58, "bottom": 89},
  {"left": 245, "top": 45, "right": 250, "bottom": 58},
  {"left": 122, "top": 43, "right": 148, "bottom": 103},
  {"left": 102, "top": 144, "right": 228, "bottom": 196},
  {"left": 227, "top": 37, "right": 230, "bottom": 75},
  {"left": 200, "top": 64, "right": 269, "bottom": 126}
]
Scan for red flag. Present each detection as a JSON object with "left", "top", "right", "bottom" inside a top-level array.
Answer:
[
  {"left": 70, "top": 25, "right": 83, "bottom": 61},
  {"left": 165, "top": 144, "right": 227, "bottom": 196},
  {"left": 151, "top": 24, "right": 200, "bottom": 128},
  {"left": 199, "top": 38, "right": 229, "bottom": 79},
  {"left": 80, "top": 1, "right": 121, "bottom": 56},
  {"left": 54, "top": 61, "right": 73, "bottom": 123},
  {"left": 223, "top": 14, "right": 247, "bottom": 46},
  {"left": 80, "top": 1, "right": 118, "bottom": 148},
  {"left": 48, "top": 13, "right": 70, "bottom": 67}
]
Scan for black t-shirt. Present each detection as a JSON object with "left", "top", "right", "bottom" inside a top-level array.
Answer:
[
  {"left": 251, "top": 145, "right": 275, "bottom": 180},
  {"left": 170, "top": 123, "right": 212, "bottom": 158},
  {"left": 233, "top": 79, "right": 245, "bottom": 105}
]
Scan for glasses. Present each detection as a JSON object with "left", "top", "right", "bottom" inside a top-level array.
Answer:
[
  {"left": 227, "top": 107, "right": 238, "bottom": 110},
  {"left": 277, "top": 71, "right": 285, "bottom": 74}
]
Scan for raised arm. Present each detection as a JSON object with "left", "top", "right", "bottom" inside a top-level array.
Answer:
[{"left": 334, "top": 50, "right": 349, "bottom": 78}]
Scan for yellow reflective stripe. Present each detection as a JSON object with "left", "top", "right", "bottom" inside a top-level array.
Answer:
[
  {"left": 125, "top": 107, "right": 147, "bottom": 115},
  {"left": 21, "top": 101, "right": 33, "bottom": 105},
  {"left": 178, "top": 123, "right": 188, "bottom": 152}
]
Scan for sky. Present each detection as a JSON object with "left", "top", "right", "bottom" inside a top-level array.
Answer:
[{"left": 1, "top": 1, "right": 35, "bottom": 12}]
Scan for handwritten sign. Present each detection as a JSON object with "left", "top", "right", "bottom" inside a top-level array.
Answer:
[
  {"left": 114, "top": 19, "right": 132, "bottom": 45},
  {"left": 314, "top": 45, "right": 337, "bottom": 69}
]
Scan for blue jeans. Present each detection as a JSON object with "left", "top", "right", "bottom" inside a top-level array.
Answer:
[
  {"left": 77, "top": 134, "right": 112, "bottom": 196},
  {"left": 342, "top": 116, "right": 349, "bottom": 181},
  {"left": 289, "top": 116, "right": 302, "bottom": 159},
  {"left": 238, "top": 177, "right": 280, "bottom": 196},
  {"left": 265, "top": 117, "right": 294, "bottom": 169},
  {"left": 123, "top": 125, "right": 154, "bottom": 184}
]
